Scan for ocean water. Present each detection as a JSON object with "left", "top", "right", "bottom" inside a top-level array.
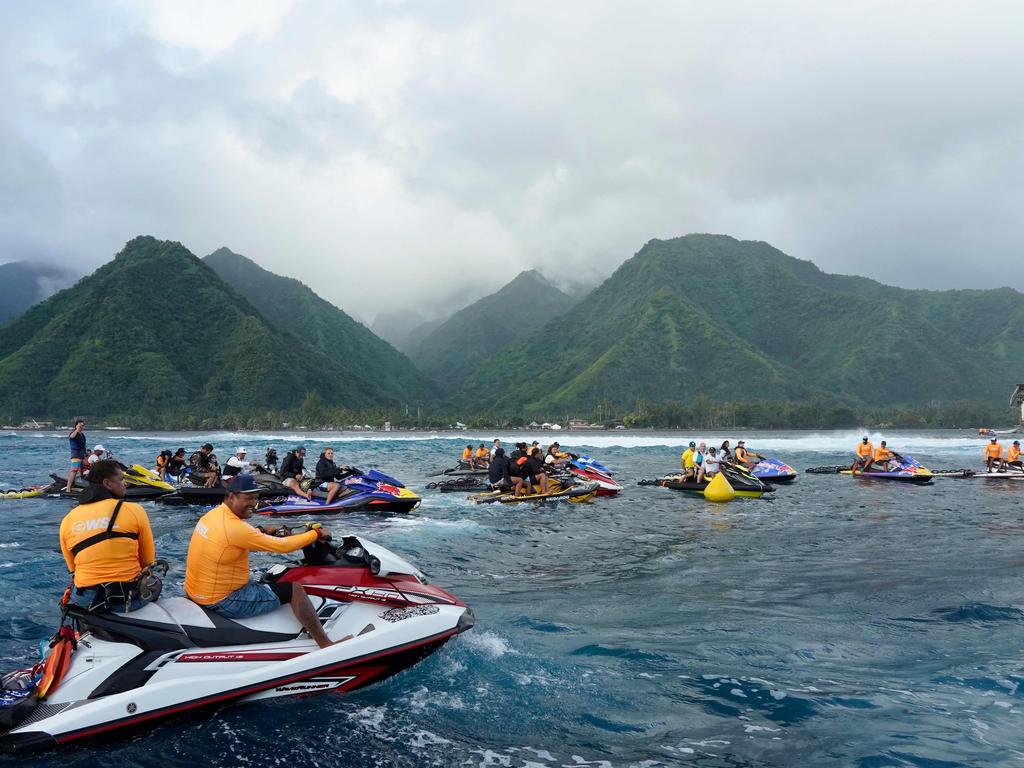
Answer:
[{"left": 0, "top": 428, "right": 1022, "bottom": 767}]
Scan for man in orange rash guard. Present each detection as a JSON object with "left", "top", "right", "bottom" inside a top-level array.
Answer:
[
  {"left": 60, "top": 460, "right": 156, "bottom": 612},
  {"left": 852, "top": 436, "right": 873, "bottom": 472},
  {"left": 1004, "top": 440, "right": 1022, "bottom": 471},
  {"left": 184, "top": 474, "right": 336, "bottom": 648},
  {"left": 984, "top": 437, "right": 1003, "bottom": 471}
]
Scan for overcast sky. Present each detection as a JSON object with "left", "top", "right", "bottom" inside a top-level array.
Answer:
[{"left": 2, "top": 1, "right": 1022, "bottom": 321}]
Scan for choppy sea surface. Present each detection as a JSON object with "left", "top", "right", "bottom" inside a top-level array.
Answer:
[{"left": 1, "top": 428, "right": 1023, "bottom": 767}]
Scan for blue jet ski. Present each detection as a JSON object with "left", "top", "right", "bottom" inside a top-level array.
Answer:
[
  {"left": 751, "top": 457, "right": 797, "bottom": 483},
  {"left": 256, "top": 470, "right": 420, "bottom": 515}
]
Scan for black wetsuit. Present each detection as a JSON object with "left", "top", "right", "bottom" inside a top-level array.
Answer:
[
  {"left": 488, "top": 449, "right": 512, "bottom": 487},
  {"left": 315, "top": 456, "right": 346, "bottom": 484}
]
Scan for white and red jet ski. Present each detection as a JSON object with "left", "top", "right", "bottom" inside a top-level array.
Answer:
[
  {"left": 0, "top": 534, "right": 473, "bottom": 752},
  {"left": 566, "top": 456, "right": 622, "bottom": 496}
]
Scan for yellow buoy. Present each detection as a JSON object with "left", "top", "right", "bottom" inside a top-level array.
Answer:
[{"left": 703, "top": 472, "right": 735, "bottom": 503}]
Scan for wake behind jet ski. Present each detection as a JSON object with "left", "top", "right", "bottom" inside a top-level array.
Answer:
[
  {"left": 257, "top": 470, "right": 420, "bottom": 515},
  {"left": 0, "top": 531, "right": 472, "bottom": 751}
]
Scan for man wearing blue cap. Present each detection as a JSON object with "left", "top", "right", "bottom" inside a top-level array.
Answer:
[{"left": 184, "top": 474, "right": 337, "bottom": 648}]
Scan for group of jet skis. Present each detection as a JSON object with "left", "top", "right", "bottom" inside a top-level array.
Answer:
[
  {"left": 430, "top": 439, "right": 798, "bottom": 501},
  {"left": 33, "top": 446, "right": 422, "bottom": 515}
]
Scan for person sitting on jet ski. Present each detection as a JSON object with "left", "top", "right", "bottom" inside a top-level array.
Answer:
[
  {"left": 1003, "top": 440, "right": 1023, "bottom": 471},
  {"left": 315, "top": 447, "right": 353, "bottom": 504},
  {"left": 280, "top": 447, "right": 313, "bottom": 500},
  {"left": 517, "top": 448, "right": 550, "bottom": 497},
  {"left": 223, "top": 447, "right": 256, "bottom": 478},
  {"left": 544, "top": 442, "right": 571, "bottom": 468},
  {"left": 59, "top": 460, "right": 158, "bottom": 613},
  {"left": 155, "top": 449, "right": 172, "bottom": 481},
  {"left": 852, "top": 437, "right": 874, "bottom": 472},
  {"left": 984, "top": 437, "right": 1004, "bottom": 472},
  {"left": 167, "top": 448, "right": 187, "bottom": 480},
  {"left": 681, "top": 442, "right": 698, "bottom": 480},
  {"left": 719, "top": 440, "right": 733, "bottom": 461},
  {"left": 508, "top": 442, "right": 530, "bottom": 495},
  {"left": 461, "top": 444, "right": 476, "bottom": 469},
  {"left": 698, "top": 447, "right": 720, "bottom": 482},
  {"left": 488, "top": 447, "right": 512, "bottom": 490},
  {"left": 862, "top": 440, "right": 897, "bottom": 472},
  {"left": 189, "top": 443, "right": 219, "bottom": 488},
  {"left": 184, "top": 474, "right": 338, "bottom": 648},
  {"left": 474, "top": 444, "right": 489, "bottom": 467},
  {"left": 733, "top": 441, "right": 763, "bottom": 469}
]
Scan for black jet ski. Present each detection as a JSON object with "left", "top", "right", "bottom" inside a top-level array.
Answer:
[
  {"left": 644, "top": 465, "right": 773, "bottom": 499},
  {"left": 44, "top": 475, "right": 171, "bottom": 501},
  {"left": 156, "top": 474, "right": 291, "bottom": 506}
]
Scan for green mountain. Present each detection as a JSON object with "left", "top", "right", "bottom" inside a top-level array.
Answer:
[
  {"left": 0, "top": 261, "right": 79, "bottom": 324},
  {"left": 410, "top": 270, "right": 574, "bottom": 389},
  {"left": 460, "top": 234, "right": 1022, "bottom": 413},
  {"left": 0, "top": 237, "right": 414, "bottom": 421},
  {"left": 204, "top": 247, "right": 436, "bottom": 404}
]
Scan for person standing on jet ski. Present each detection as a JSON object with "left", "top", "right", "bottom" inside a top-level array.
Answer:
[
  {"left": 184, "top": 474, "right": 338, "bottom": 648},
  {"left": 280, "top": 447, "right": 313, "bottom": 500},
  {"left": 314, "top": 447, "right": 350, "bottom": 505},
  {"left": 65, "top": 418, "right": 87, "bottom": 493},
  {"left": 265, "top": 447, "right": 279, "bottom": 474},
  {"left": 59, "top": 460, "right": 158, "bottom": 613},
  {"left": 488, "top": 447, "right": 512, "bottom": 490}
]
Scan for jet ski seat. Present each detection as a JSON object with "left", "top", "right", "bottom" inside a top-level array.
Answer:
[{"left": 68, "top": 597, "right": 304, "bottom": 652}]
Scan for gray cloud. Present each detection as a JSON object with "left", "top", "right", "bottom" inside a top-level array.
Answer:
[{"left": 1, "top": 1, "right": 1022, "bottom": 320}]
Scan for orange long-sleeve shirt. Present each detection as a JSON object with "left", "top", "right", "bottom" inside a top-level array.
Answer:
[
  {"left": 60, "top": 498, "right": 156, "bottom": 588},
  {"left": 873, "top": 447, "right": 894, "bottom": 462},
  {"left": 184, "top": 504, "right": 318, "bottom": 605}
]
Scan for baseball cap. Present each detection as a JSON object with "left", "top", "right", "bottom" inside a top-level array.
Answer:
[{"left": 225, "top": 474, "right": 260, "bottom": 494}]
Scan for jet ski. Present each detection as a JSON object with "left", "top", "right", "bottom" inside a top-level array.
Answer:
[
  {"left": 750, "top": 457, "right": 797, "bottom": 483},
  {"left": 0, "top": 485, "right": 46, "bottom": 500},
  {"left": 156, "top": 474, "right": 291, "bottom": 506},
  {"left": 45, "top": 474, "right": 170, "bottom": 501},
  {"left": 469, "top": 478, "right": 599, "bottom": 504},
  {"left": 122, "top": 464, "right": 173, "bottom": 491},
  {"left": 657, "top": 465, "right": 773, "bottom": 498},
  {"left": 0, "top": 533, "right": 472, "bottom": 751},
  {"left": 566, "top": 456, "right": 622, "bottom": 496},
  {"left": 840, "top": 454, "right": 933, "bottom": 483},
  {"left": 257, "top": 470, "right": 420, "bottom": 516},
  {"left": 973, "top": 466, "right": 1024, "bottom": 479}
]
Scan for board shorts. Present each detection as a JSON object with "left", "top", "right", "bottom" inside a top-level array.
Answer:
[
  {"left": 209, "top": 580, "right": 293, "bottom": 619},
  {"left": 70, "top": 457, "right": 84, "bottom": 469}
]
